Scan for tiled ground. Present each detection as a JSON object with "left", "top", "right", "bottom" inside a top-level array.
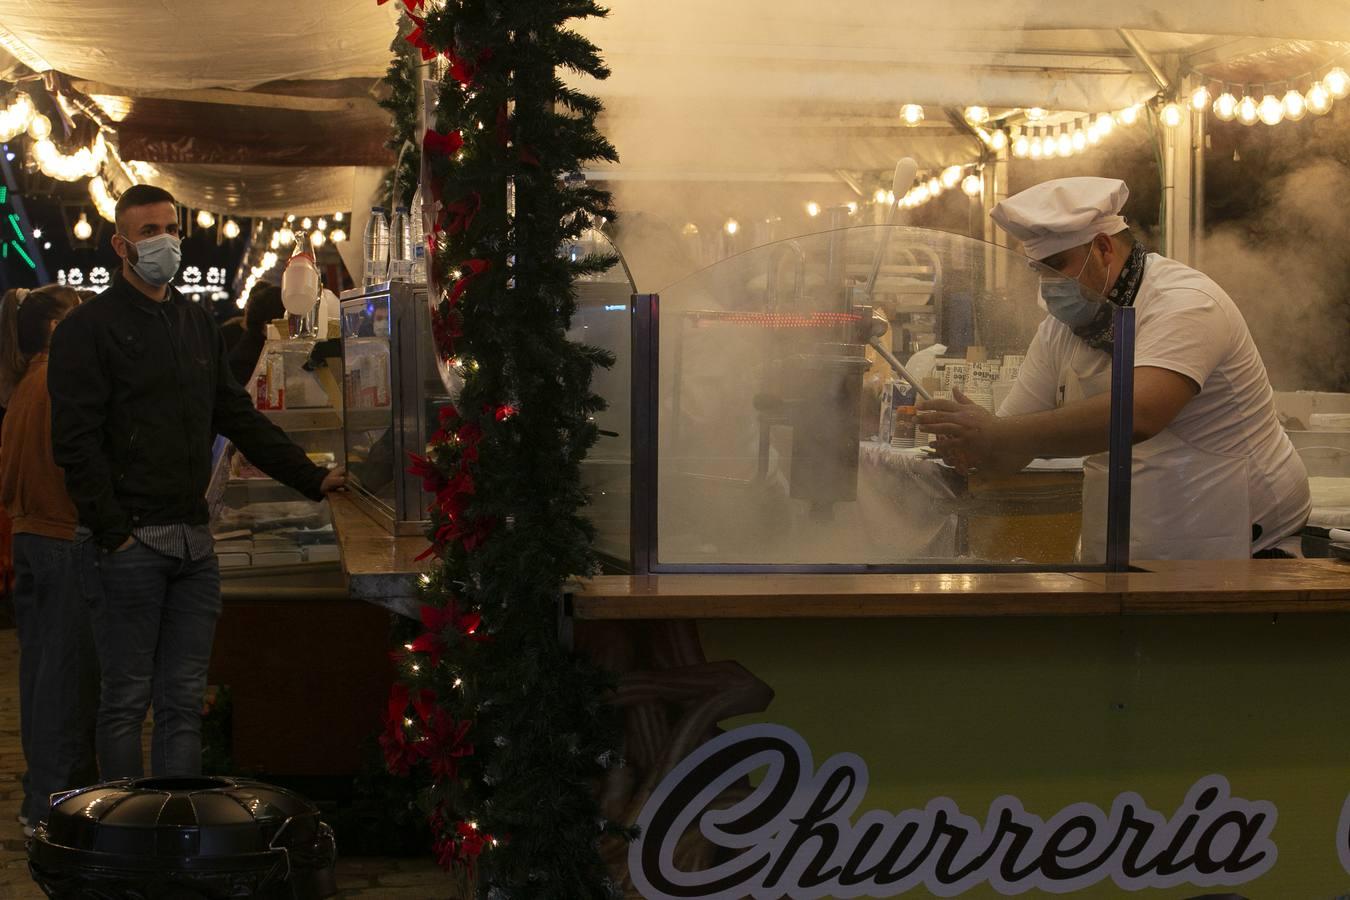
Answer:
[{"left": 0, "top": 626, "right": 451, "bottom": 899}]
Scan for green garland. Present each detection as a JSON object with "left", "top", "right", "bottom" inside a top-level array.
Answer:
[
  {"left": 377, "top": 19, "right": 422, "bottom": 210},
  {"left": 377, "top": 1, "right": 629, "bottom": 897}
]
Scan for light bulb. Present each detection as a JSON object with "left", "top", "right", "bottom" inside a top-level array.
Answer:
[
  {"left": 1028, "top": 135, "right": 1044, "bottom": 159},
  {"left": 73, "top": 212, "right": 92, "bottom": 241},
  {"left": 990, "top": 129, "right": 1008, "bottom": 152},
  {"left": 1086, "top": 123, "right": 1102, "bottom": 145},
  {"left": 301, "top": 217, "right": 313, "bottom": 230},
  {"left": 1056, "top": 131, "right": 1072, "bottom": 157},
  {"left": 222, "top": 219, "right": 240, "bottom": 240},
  {"left": 1012, "top": 134, "right": 1030, "bottom": 158},
  {"left": 1117, "top": 105, "right": 1141, "bottom": 126},
  {"left": 941, "top": 166, "right": 962, "bottom": 189},
  {"left": 334, "top": 212, "right": 344, "bottom": 223},
  {"left": 1326, "top": 67, "right": 1350, "bottom": 98},
  {"left": 197, "top": 210, "right": 215, "bottom": 229},
  {"left": 961, "top": 174, "right": 982, "bottom": 197},
  {"left": 913, "top": 185, "right": 930, "bottom": 203},
  {"left": 269, "top": 232, "right": 281, "bottom": 249},
  {"left": 926, "top": 177, "right": 941, "bottom": 195},
  {"left": 1026, "top": 107, "right": 1047, "bottom": 121},
  {"left": 964, "top": 106, "right": 990, "bottom": 125},
  {"left": 1237, "top": 95, "right": 1259, "bottom": 125},
  {"left": 278, "top": 226, "right": 295, "bottom": 245},
  {"left": 31, "top": 227, "right": 41, "bottom": 239},
  {"left": 1212, "top": 92, "right": 1238, "bottom": 121},
  {"left": 1256, "top": 94, "right": 1284, "bottom": 126},
  {"left": 1307, "top": 82, "right": 1332, "bottom": 115},
  {"left": 900, "top": 104, "right": 924, "bottom": 126},
  {"left": 723, "top": 218, "right": 738, "bottom": 235},
  {"left": 1190, "top": 86, "right": 1211, "bottom": 111},
  {"left": 1282, "top": 89, "right": 1307, "bottom": 122},
  {"left": 1095, "top": 113, "right": 1114, "bottom": 135},
  {"left": 310, "top": 229, "right": 327, "bottom": 247},
  {"left": 805, "top": 201, "right": 820, "bottom": 217},
  {"left": 1071, "top": 129, "right": 1087, "bottom": 152},
  {"left": 27, "top": 113, "right": 51, "bottom": 141},
  {"left": 331, "top": 228, "right": 347, "bottom": 243},
  {"left": 317, "top": 217, "right": 328, "bottom": 231},
  {"left": 873, "top": 188, "right": 888, "bottom": 204},
  {"left": 845, "top": 201, "right": 858, "bottom": 214},
  {"left": 1161, "top": 102, "right": 1183, "bottom": 128},
  {"left": 286, "top": 214, "right": 296, "bottom": 223}
]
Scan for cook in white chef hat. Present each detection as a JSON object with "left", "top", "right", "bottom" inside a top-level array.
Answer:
[{"left": 990, "top": 177, "right": 1130, "bottom": 261}]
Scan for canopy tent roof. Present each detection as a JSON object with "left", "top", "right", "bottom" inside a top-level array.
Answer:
[{"left": 1, "top": 0, "right": 1348, "bottom": 206}]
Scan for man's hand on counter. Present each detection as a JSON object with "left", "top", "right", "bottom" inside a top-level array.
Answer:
[{"left": 320, "top": 467, "right": 348, "bottom": 496}]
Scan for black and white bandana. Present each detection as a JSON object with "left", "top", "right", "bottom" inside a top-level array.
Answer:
[{"left": 1071, "top": 240, "right": 1148, "bottom": 354}]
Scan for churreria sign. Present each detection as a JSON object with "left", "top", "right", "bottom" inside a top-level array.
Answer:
[{"left": 631, "top": 724, "right": 1282, "bottom": 898}]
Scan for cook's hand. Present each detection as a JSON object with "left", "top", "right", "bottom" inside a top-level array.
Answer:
[
  {"left": 320, "top": 467, "right": 347, "bottom": 495},
  {"left": 916, "top": 389, "right": 1000, "bottom": 474}
]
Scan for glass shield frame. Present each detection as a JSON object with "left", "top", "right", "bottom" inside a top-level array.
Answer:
[{"left": 620, "top": 225, "right": 1135, "bottom": 574}]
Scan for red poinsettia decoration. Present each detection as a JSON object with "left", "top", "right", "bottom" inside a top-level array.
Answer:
[
  {"left": 432, "top": 820, "right": 495, "bottom": 872},
  {"left": 377, "top": 0, "right": 424, "bottom": 10},
  {"left": 493, "top": 404, "right": 517, "bottom": 422},
  {"left": 423, "top": 127, "right": 464, "bottom": 159},
  {"left": 449, "top": 258, "right": 492, "bottom": 306},
  {"left": 420, "top": 708, "right": 474, "bottom": 781},
  {"left": 439, "top": 191, "right": 481, "bottom": 237},
  {"left": 404, "top": 13, "right": 439, "bottom": 62},
  {"left": 409, "top": 600, "right": 486, "bottom": 667},
  {"left": 379, "top": 683, "right": 434, "bottom": 775}
]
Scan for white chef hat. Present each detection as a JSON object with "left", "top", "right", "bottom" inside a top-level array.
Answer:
[{"left": 990, "top": 177, "right": 1130, "bottom": 260}]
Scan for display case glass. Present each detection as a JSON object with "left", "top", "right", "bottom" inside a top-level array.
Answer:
[
  {"left": 339, "top": 281, "right": 454, "bottom": 535},
  {"left": 208, "top": 337, "right": 344, "bottom": 572},
  {"left": 614, "top": 225, "right": 1136, "bottom": 572}
]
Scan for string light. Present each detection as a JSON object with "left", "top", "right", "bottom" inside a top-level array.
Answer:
[
  {"left": 1116, "top": 105, "right": 1142, "bottom": 126},
  {"left": 1237, "top": 94, "right": 1259, "bottom": 126},
  {"left": 1161, "top": 102, "right": 1183, "bottom": 128},
  {"left": 805, "top": 202, "right": 820, "bottom": 217},
  {"left": 1012, "top": 131, "right": 1030, "bottom": 158},
  {"left": 301, "top": 217, "right": 313, "bottom": 230},
  {"left": 278, "top": 225, "right": 295, "bottom": 245},
  {"left": 222, "top": 219, "right": 241, "bottom": 240},
  {"left": 31, "top": 132, "right": 106, "bottom": 181},
  {"left": 89, "top": 175, "right": 117, "bottom": 222},
  {"left": 723, "top": 218, "right": 738, "bottom": 235},
  {"left": 961, "top": 173, "right": 983, "bottom": 197},
  {"left": 1071, "top": 128, "right": 1087, "bottom": 152},
  {"left": 334, "top": 212, "right": 345, "bottom": 223},
  {"left": 1190, "top": 85, "right": 1211, "bottom": 110},
  {"left": 900, "top": 104, "right": 924, "bottom": 126},
  {"left": 963, "top": 106, "right": 990, "bottom": 125},
  {"left": 1026, "top": 107, "right": 1047, "bottom": 121},
  {"left": 0, "top": 93, "right": 35, "bottom": 142},
  {"left": 1282, "top": 89, "right": 1307, "bottom": 122},
  {"left": 940, "top": 166, "right": 962, "bottom": 189},
  {"left": 1213, "top": 91, "right": 1238, "bottom": 121},
  {"left": 1307, "top": 82, "right": 1333, "bottom": 115},
  {"left": 331, "top": 228, "right": 347, "bottom": 243},
  {"left": 27, "top": 113, "right": 51, "bottom": 141},
  {"left": 310, "top": 229, "right": 327, "bottom": 247},
  {"left": 72, "top": 213, "right": 92, "bottom": 241},
  {"left": 1325, "top": 67, "right": 1350, "bottom": 98},
  {"left": 1257, "top": 93, "right": 1284, "bottom": 126},
  {"left": 873, "top": 188, "right": 888, "bottom": 204},
  {"left": 989, "top": 129, "right": 1008, "bottom": 152},
  {"left": 1055, "top": 128, "right": 1072, "bottom": 157},
  {"left": 197, "top": 210, "right": 215, "bottom": 229},
  {"left": 316, "top": 217, "right": 328, "bottom": 231}
]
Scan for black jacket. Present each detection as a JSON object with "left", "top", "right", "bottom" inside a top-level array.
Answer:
[{"left": 49, "top": 274, "right": 328, "bottom": 551}]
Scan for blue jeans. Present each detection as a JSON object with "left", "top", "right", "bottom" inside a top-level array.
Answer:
[
  {"left": 12, "top": 533, "right": 99, "bottom": 821},
  {"left": 83, "top": 538, "right": 221, "bottom": 778}
]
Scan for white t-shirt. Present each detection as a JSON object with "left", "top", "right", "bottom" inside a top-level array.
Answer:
[{"left": 999, "top": 253, "right": 1310, "bottom": 553}]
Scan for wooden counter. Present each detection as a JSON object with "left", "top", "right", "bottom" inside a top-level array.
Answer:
[
  {"left": 325, "top": 496, "right": 1350, "bottom": 620},
  {"left": 328, "top": 493, "right": 430, "bottom": 618},
  {"left": 571, "top": 559, "right": 1350, "bottom": 619}
]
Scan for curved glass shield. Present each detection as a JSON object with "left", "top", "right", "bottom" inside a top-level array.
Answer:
[
  {"left": 650, "top": 225, "right": 1123, "bottom": 569},
  {"left": 565, "top": 230, "right": 638, "bottom": 567}
]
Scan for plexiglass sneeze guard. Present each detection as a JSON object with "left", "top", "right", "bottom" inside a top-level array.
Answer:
[
  {"left": 612, "top": 226, "right": 1135, "bottom": 573},
  {"left": 340, "top": 281, "right": 454, "bottom": 535}
]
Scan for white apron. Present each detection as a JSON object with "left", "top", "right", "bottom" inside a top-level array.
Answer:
[{"left": 1059, "top": 347, "right": 1252, "bottom": 562}]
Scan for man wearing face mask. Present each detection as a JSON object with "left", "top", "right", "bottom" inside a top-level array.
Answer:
[
  {"left": 47, "top": 185, "right": 346, "bottom": 778},
  {"left": 918, "top": 177, "right": 1309, "bottom": 561}
]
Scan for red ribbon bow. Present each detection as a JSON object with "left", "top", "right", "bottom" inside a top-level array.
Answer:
[
  {"left": 423, "top": 128, "right": 464, "bottom": 159},
  {"left": 404, "top": 13, "right": 438, "bottom": 62}
]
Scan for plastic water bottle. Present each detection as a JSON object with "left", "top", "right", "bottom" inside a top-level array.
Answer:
[
  {"left": 388, "top": 206, "right": 412, "bottom": 282},
  {"left": 363, "top": 206, "right": 389, "bottom": 286},
  {"left": 409, "top": 186, "right": 427, "bottom": 286}
]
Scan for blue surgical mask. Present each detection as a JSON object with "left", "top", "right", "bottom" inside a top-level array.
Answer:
[
  {"left": 1039, "top": 248, "right": 1107, "bottom": 329},
  {"left": 121, "top": 232, "right": 182, "bottom": 286}
]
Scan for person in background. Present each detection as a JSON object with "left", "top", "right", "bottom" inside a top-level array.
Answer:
[
  {"left": 228, "top": 283, "right": 284, "bottom": 386},
  {"left": 0, "top": 284, "right": 95, "bottom": 834},
  {"left": 918, "top": 177, "right": 1310, "bottom": 561},
  {"left": 48, "top": 184, "right": 345, "bottom": 780}
]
